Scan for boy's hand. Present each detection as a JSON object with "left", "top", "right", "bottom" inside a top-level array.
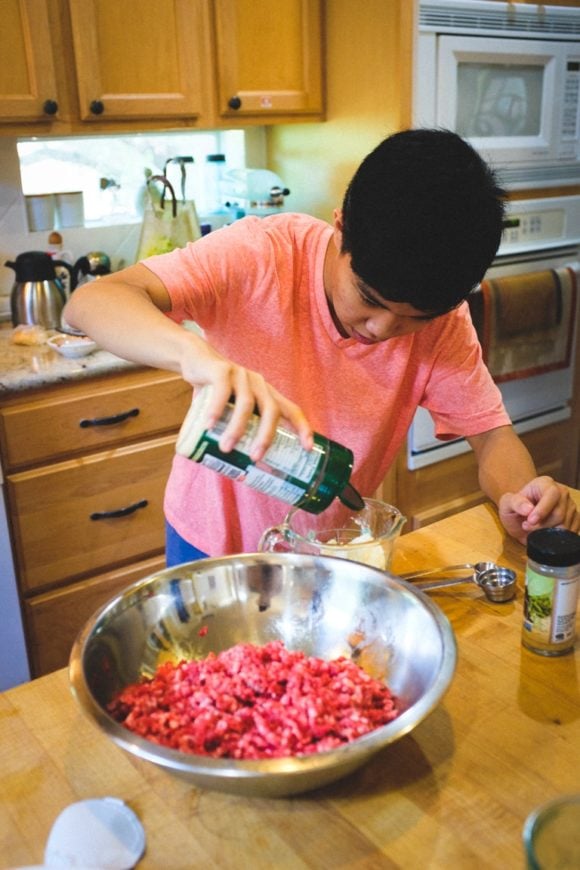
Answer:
[
  {"left": 180, "top": 344, "right": 313, "bottom": 460},
  {"left": 498, "top": 476, "right": 580, "bottom": 544}
]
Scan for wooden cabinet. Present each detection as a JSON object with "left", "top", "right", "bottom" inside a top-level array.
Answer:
[
  {"left": 67, "top": 0, "right": 213, "bottom": 123},
  {"left": 213, "top": 0, "right": 323, "bottom": 121},
  {"left": 0, "top": 0, "right": 324, "bottom": 135},
  {"left": 0, "top": 368, "right": 192, "bottom": 677},
  {"left": 0, "top": 0, "right": 60, "bottom": 124}
]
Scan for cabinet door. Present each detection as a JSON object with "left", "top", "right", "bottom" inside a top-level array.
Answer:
[
  {"left": 0, "top": 0, "right": 59, "bottom": 122},
  {"left": 24, "top": 553, "right": 166, "bottom": 677},
  {"left": 68, "top": 0, "right": 212, "bottom": 121},
  {"left": 214, "top": 0, "right": 323, "bottom": 120}
]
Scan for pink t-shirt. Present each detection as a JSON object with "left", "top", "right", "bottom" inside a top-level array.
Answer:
[{"left": 144, "top": 213, "right": 510, "bottom": 555}]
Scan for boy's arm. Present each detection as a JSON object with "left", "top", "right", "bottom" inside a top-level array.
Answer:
[
  {"left": 467, "top": 426, "right": 580, "bottom": 543},
  {"left": 63, "top": 265, "right": 313, "bottom": 459}
]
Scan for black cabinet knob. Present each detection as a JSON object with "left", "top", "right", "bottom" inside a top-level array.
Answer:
[
  {"left": 228, "top": 96, "right": 242, "bottom": 110},
  {"left": 43, "top": 99, "right": 58, "bottom": 115},
  {"left": 90, "top": 99, "right": 105, "bottom": 115}
]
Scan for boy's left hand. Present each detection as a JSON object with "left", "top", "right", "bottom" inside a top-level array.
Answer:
[{"left": 498, "top": 476, "right": 580, "bottom": 544}]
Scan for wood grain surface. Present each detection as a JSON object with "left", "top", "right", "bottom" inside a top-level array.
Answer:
[{"left": 1, "top": 496, "right": 579, "bottom": 869}]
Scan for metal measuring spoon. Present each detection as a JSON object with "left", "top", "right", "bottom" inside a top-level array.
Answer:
[{"left": 399, "top": 561, "right": 517, "bottom": 603}]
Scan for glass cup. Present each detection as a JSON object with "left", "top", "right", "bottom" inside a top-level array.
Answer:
[
  {"left": 523, "top": 795, "right": 580, "bottom": 869},
  {"left": 258, "top": 498, "right": 406, "bottom": 571}
]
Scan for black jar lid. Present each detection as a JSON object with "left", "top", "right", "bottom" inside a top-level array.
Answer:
[{"left": 527, "top": 527, "right": 580, "bottom": 566}]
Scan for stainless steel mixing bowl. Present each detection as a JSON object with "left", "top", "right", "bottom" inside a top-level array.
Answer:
[{"left": 69, "top": 553, "right": 457, "bottom": 797}]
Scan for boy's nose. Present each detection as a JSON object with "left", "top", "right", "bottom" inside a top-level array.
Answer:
[{"left": 367, "top": 310, "right": 405, "bottom": 340}]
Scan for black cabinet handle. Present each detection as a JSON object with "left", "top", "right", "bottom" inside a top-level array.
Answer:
[
  {"left": 90, "top": 99, "right": 105, "bottom": 115},
  {"left": 228, "top": 96, "right": 242, "bottom": 110},
  {"left": 43, "top": 99, "right": 58, "bottom": 115},
  {"left": 79, "top": 408, "right": 140, "bottom": 428},
  {"left": 90, "top": 499, "right": 148, "bottom": 521}
]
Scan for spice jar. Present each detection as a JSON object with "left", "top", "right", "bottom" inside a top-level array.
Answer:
[
  {"left": 522, "top": 527, "right": 580, "bottom": 656},
  {"left": 176, "top": 387, "right": 364, "bottom": 515}
]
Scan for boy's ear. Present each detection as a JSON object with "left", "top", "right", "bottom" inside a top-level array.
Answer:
[{"left": 333, "top": 208, "right": 344, "bottom": 249}]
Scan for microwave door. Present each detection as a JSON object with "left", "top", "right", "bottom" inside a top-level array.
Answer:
[{"left": 436, "top": 35, "right": 559, "bottom": 165}]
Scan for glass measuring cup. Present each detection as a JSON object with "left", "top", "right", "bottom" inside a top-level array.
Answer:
[{"left": 258, "top": 498, "right": 406, "bottom": 571}]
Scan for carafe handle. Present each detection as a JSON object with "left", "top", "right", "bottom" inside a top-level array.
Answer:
[
  {"left": 258, "top": 524, "right": 292, "bottom": 553},
  {"left": 53, "top": 259, "right": 75, "bottom": 292}
]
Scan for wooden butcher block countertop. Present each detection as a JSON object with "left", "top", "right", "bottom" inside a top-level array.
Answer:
[{"left": 1, "top": 496, "right": 580, "bottom": 869}]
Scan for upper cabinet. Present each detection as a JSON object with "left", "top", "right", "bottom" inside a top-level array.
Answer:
[
  {"left": 68, "top": 0, "right": 212, "bottom": 123},
  {"left": 213, "top": 0, "right": 323, "bottom": 120},
  {"left": 0, "top": 0, "right": 324, "bottom": 135},
  {"left": 0, "top": 0, "right": 60, "bottom": 124}
]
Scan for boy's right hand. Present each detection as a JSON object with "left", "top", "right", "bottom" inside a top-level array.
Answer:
[{"left": 179, "top": 338, "right": 313, "bottom": 461}]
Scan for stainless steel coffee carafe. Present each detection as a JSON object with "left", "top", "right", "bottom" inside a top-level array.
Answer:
[{"left": 6, "top": 251, "right": 74, "bottom": 328}]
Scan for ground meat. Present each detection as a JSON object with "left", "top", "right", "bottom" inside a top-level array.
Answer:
[{"left": 108, "top": 640, "right": 399, "bottom": 759}]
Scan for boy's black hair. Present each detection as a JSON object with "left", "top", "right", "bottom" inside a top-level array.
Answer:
[{"left": 341, "top": 128, "right": 506, "bottom": 313}]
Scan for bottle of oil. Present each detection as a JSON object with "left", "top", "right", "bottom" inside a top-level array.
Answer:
[
  {"left": 522, "top": 527, "right": 580, "bottom": 656},
  {"left": 176, "top": 386, "right": 364, "bottom": 514}
]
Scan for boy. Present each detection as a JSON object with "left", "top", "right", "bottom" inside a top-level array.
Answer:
[{"left": 64, "top": 129, "right": 579, "bottom": 563}]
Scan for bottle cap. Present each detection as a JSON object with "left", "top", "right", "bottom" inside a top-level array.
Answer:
[{"left": 527, "top": 527, "right": 580, "bottom": 567}]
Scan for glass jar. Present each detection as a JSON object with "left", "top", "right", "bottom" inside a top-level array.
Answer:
[{"left": 522, "top": 527, "right": 580, "bottom": 656}]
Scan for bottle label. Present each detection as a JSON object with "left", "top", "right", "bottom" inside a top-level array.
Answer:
[
  {"left": 209, "top": 412, "right": 322, "bottom": 484},
  {"left": 198, "top": 451, "right": 306, "bottom": 503},
  {"left": 175, "top": 386, "right": 356, "bottom": 514},
  {"left": 523, "top": 567, "right": 579, "bottom": 649}
]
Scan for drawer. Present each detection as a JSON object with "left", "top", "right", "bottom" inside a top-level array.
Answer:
[
  {"left": 0, "top": 370, "right": 192, "bottom": 471},
  {"left": 24, "top": 554, "right": 167, "bottom": 677},
  {"left": 7, "top": 435, "right": 177, "bottom": 592}
]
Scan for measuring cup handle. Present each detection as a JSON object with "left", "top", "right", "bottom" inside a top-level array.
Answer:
[{"left": 258, "top": 524, "right": 292, "bottom": 553}]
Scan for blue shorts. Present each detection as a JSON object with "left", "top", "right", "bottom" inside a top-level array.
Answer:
[{"left": 165, "top": 522, "right": 208, "bottom": 567}]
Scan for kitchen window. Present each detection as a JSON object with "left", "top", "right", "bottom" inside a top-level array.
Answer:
[{"left": 17, "top": 129, "right": 249, "bottom": 226}]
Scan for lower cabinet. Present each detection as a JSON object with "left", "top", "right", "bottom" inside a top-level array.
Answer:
[
  {"left": 24, "top": 554, "right": 166, "bottom": 677},
  {"left": 0, "top": 368, "right": 192, "bottom": 678}
]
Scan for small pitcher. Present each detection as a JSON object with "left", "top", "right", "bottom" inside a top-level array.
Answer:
[{"left": 259, "top": 498, "right": 406, "bottom": 571}]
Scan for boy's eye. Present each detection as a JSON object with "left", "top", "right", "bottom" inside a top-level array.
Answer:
[{"left": 358, "top": 288, "right": 382, "bottom": 308}]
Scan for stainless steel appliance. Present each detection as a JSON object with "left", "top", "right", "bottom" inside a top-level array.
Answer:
[
  {"left": 408, "top": 195, "right": 580, "bottom": 470},
  {"left": 6, "top": 250, "right": 74, "bottom": 328},
  {"left": 72, "top": 251, "right": 112, "bottom": 288},
  {"left": 414, "top": 0, "right": 580, "bottom": 190}
]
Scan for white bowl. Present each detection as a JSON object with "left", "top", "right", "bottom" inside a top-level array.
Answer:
[{"left": 47, "top": 333, "right": 98, "bottom": 358}]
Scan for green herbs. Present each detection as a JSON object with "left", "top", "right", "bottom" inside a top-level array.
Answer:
[{"left": 527, "top": 593, "right": 552, "bottom": 620}]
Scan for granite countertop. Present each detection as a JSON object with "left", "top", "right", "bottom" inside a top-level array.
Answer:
[{"left": 0, "top": 324, "right": 137, "bottom": 395}]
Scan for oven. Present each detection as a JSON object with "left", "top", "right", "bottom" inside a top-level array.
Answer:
[{"left": 408, "top": 195, "right": 580, "bottom": 470}]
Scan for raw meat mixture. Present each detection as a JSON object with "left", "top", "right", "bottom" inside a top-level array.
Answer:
[{"left": 108, "top": 640, "right": 399, "bottom": 759}]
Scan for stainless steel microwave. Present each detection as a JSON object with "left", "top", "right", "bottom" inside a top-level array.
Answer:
[{"left": 414, "top": 0, "right": 580, "bottom": 190}]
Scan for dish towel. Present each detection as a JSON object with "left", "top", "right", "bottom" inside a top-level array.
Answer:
[{"left": 467, "top": 265, "right": 578, "bottom": 383}]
